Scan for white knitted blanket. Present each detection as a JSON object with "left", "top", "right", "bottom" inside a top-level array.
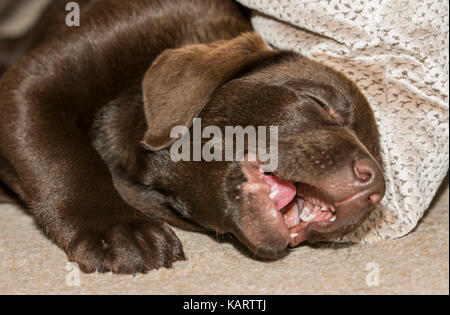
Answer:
[{"left": 237, "top": 0, "right": 449, "bottom": 242}]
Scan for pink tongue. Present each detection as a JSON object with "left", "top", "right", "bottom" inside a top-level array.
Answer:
[{"left": 263, "top": 175, "right": 297, "bottom": 210}]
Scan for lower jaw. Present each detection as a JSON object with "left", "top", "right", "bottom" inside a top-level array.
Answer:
[{"left": 276, "top": 189, "right": 337, "bottom": 247}]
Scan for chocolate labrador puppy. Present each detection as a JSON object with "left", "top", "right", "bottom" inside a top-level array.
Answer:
[{"left": 0, "top": 0, "right": 385, "bottom": 274}]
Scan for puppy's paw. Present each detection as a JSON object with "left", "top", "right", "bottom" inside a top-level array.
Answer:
[{"left": 67, "top": 219, "right": 185, "bottom": 274}]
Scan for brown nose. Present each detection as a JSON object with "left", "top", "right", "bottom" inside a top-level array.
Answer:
[{"left": 353, "top": 157, "right": 385, "bottom": 206}]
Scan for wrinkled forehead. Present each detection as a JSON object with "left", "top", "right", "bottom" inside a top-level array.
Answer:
[
  {"left": 203, "top": 75, "right": 356, "bottom": 127},
  {"left": 201, "top": 54, "right": 380, "bottom": 158},
  {"left": 210, "top": 53, "right": 360, "bottom": 106}
]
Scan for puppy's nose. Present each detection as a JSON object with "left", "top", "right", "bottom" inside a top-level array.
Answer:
[{"left": 353, "top": 157, "right": 385, "bottom": 206}]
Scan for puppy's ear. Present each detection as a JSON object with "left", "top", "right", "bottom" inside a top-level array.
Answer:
[{"left": 141, "top": 32, "right": 275, "bottom": 151}]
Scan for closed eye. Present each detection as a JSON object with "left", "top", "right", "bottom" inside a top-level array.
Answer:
[
  {"left": 309, "top": 95, "right": 327, "bottom": 109},
  {"left": 308, "top": 95, "right": 345, "bottom": 125}
]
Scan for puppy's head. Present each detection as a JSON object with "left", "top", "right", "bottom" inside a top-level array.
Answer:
[{"left": 140, "top": 32, "right": 385, "bottom": 258}]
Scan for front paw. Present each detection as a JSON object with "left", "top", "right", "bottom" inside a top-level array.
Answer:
[{"left": 67, "top": 219, "right": 185, "bottom": 274}]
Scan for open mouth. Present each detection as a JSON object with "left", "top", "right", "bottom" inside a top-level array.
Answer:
[
  {"left": 237, "top": 156, "right": 384, "bottom": 257},
  {"left": 263, "top": 174, "right": 337, "bottom": 247}
]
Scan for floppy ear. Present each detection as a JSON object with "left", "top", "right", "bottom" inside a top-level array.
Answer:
[{"left": 141, "top": 32, "right": 277, "bottom": 151}]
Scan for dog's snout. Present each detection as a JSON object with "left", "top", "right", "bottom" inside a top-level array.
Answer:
[{"left": 353, "top": 157, "right": 385, "bottom": 207}]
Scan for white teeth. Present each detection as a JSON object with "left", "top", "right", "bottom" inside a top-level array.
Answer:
[
  {"left": 299, "top": 204, "right": 317, "bottom": 222},
  {"left": 290, "top": 233, "right": 298, "bottom": 238},
  {"left": 296, "top": 197, "right": 335, "bottom": 223},
  {"left": 301, "top": 212, "right": 317, "bottom": 222},
  {"left": 269, "top": 189, "right": 279, "bottom": 200},
  {"left": 299, "top": 204, "right": 311, "bottom": 217}
]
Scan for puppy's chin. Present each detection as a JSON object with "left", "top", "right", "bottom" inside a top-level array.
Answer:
[{"left": 229, "top": 160, "right": 291, "bottom": 259}]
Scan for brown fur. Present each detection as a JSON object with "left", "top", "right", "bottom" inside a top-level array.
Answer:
[{"left": 0, "top": 0, "right": 385, "bottom": 273}]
